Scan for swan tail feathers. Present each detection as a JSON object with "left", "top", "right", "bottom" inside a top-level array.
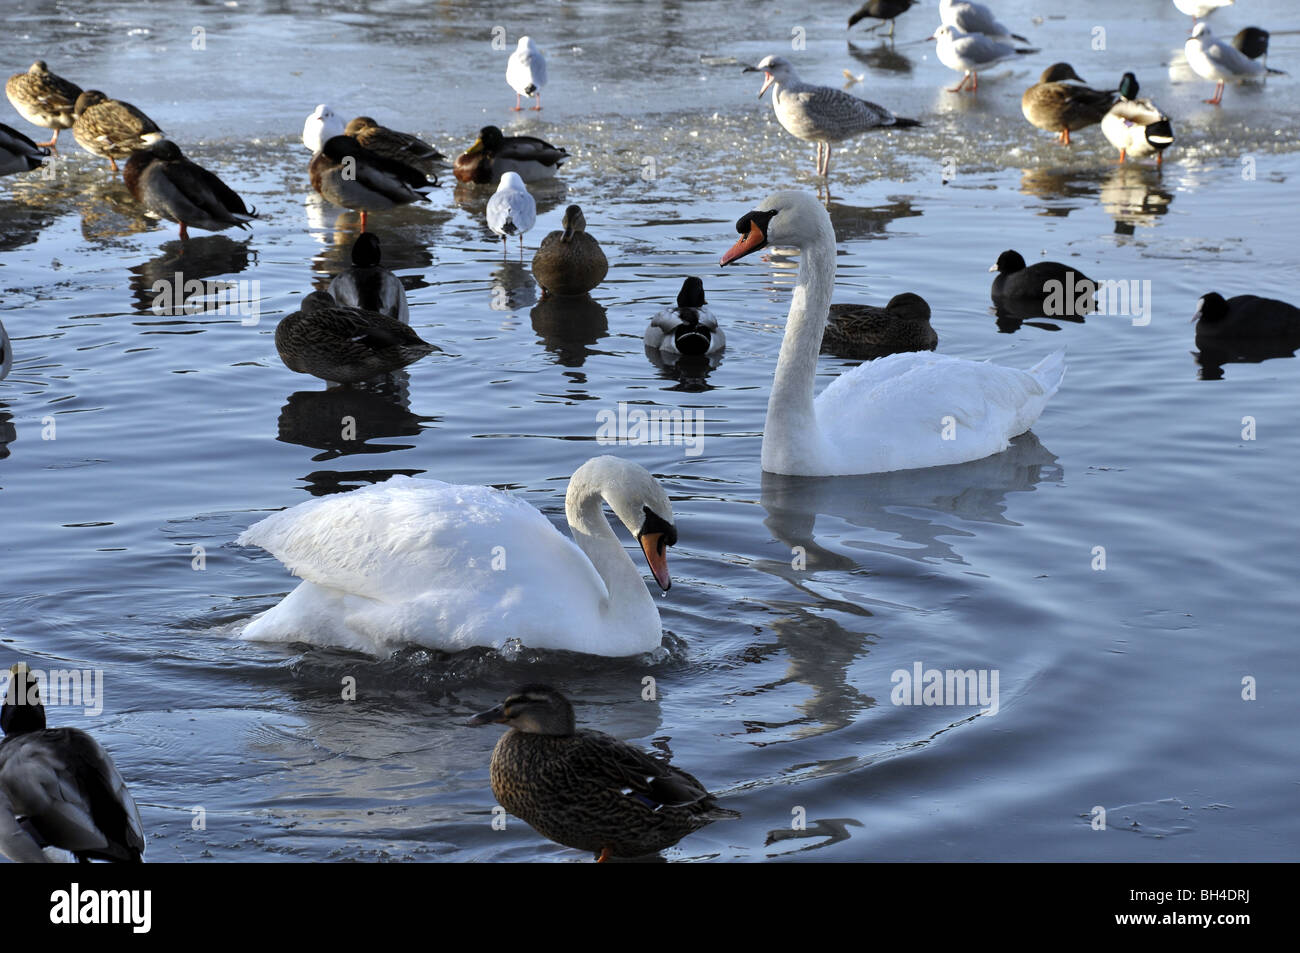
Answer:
[{"left": 1029, "top": 348, "right": 1066, "bottom": 397}]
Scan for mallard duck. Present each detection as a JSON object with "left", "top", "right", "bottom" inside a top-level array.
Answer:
[
  {"left": 302, "top": 104, "right": 344, "bottom": 153},
  {"left": 0, "top": 319, "right": 11, "bottom": 381},
  {"left": 344, "top": 116, "right": 445, "bottom": 173},
  {"left": 1101, "top": 73, "right": 1175, "bottom": 165},
  {"left": 1022, "top": 64, "right": 1117, "bottom": 144},
  {"left": 823, "top": 292, "right": 937, "bottom": 360},
  {"left": 275, "top": 290, "right": 437, "bottom": 384},
  {"left": 0, "top": 122, "right": 49, "bottom": 177},
  {"left": 469, "top": 685, "right": 738, "bottom": 861},
  {"left": 0, "top": 663, "right": 146, "bottom": 863},
  {"left": 453, "top": 125, "right": 568, "bottom": 185},
  {"left": 328, "top": 233, "right": 409, "bottom": 322},
  {"left": 531, "top": 204, "right": 608, "bottom": 297},
  {"left": 1186, "top": 23, "right": 1272, "bottom": 106},
  {"left": 644, "top": 277, "right": 725, "bottom": 357},
  {"left": 5, "top": 61, "right": 82, "bottom": 148},
  {"left": 507, "top": 36, "right": 547, "bottom": 111},
  {"left": 990, "top": 249, "right": 1097, "bottom": 314},
  {"left": 1194, "top": 292, "right": 1300, "bottom": 339},
  {"left": 71, "top": 90, "right": 163, "bottom": 172},
  {"left": 123, "top": 140, "right": 257, "bottom": 240},
  {"left": 309, "top": 134, "right": 436, "bottom": 231},
  {"left": 486, "top": 171, "right": 537, "bottom": 256},
  {"left": 848, "top": 0, "right": 917, "bottom": 37}
]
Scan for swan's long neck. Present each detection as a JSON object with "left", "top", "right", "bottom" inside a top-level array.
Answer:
[
  {"left": 565, "top": 481, "right": 656, "bottom": 628},
  {"left": 763, "top": 218, "right": 837, "bottom": 470}
]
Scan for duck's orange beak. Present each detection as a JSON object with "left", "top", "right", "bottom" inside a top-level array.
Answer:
[
  {"left": 720, "top": 219, "right": 767, "bottom": 266},
  {"left": 638, "top": 533, "right": 671, "bottom": 591}
]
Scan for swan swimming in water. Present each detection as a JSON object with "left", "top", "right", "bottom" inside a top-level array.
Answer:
[
  {"left": 237, "top": 456, "right": 677, "bottom": 657},
  {"left": 720, "top": 191, "right": 1065, "bottom": 477}
]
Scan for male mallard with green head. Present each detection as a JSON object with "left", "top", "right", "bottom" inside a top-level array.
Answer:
[
  {"left": 470, "top": 685, "right": 738, "bottom": 861},
  {"left": 453, "top": 125, "right": 568, "bottom": 185},
  {"left": 1101, "top": 73, "right": 1175, "bottom": 165}
]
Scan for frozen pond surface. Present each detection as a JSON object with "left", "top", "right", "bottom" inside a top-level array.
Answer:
[{"left": 1, "top": 0, "right": 1298, "bottom": 861}]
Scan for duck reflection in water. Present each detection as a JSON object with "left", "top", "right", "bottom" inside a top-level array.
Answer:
[
  {"left": 530, "top": 294, "right": 608, "bottom": 367},
  {"left": 276, "top": 372, "right": 437, "bottom": 462},
  {"left": 129, "top": 234, "right": 255, "bottom": 315}
]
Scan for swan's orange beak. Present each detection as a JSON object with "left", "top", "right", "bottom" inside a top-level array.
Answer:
[
  {"left": 720, "top": 219, "right": 767, "bottom": 266},
  {"left": 639, "top": 533, "right": 671, "bottom": 591}
]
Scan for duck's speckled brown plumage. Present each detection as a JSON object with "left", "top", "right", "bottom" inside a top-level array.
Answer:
[
  {"left": 72, "top": 90, "right": 163, "bottom": 170},
  {"left": 823, "top": 292, "right": 937, "bottom": 360},
  {"left": 344, "top": 116, "right": 444, "bottom": 174},
  {"left": 5, "top": 61, "right": 82, "bottom": 147},
  {"left": 473, "top": 685, "right": 737, "bottom": 860},
  {"left": 531, "top": 205, "right": 607, "bottom": 297},
  {"left": 453, "top": 125, "right": 568, "bottom": 185},
  {"left": 1021, "top": 64, "right": 1117, "bottom": 143},
  {"left": 275, "top": 291, "right": 437, "bottom": 384}
]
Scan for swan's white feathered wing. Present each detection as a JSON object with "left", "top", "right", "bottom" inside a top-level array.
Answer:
[
  {"left": 238, "top": 476, "right": 613, "bottom": 654},
  {"left": 813, "top": 350, "right": 1065, "bottom": 475}
]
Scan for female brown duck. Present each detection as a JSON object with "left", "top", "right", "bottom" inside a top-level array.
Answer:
[
  {"left": 5, "top": 61, "right": 82, "bottom": 148},
  {"left": 532, "top": 205, "right": 608, "bottom": 297},
  {"left": 470, "top": 685, "right": 738, "bottom": 861},
  {"left": 1022, "top": 64, "right": 1117, "bottom": 145},
  {"left": 72, "top": 90, "right": 163, "bottom": 171}
]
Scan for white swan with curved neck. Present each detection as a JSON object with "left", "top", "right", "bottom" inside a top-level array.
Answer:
[
  {"left": 721, "top": 191, "right": 1065, "bottom": 476},
  {"left": 236, "top": 456, "right": 676, "bottom": 657}
]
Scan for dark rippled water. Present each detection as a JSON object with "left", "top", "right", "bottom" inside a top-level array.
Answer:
[{"left": 1, "top": 0, "right": 1297, "bottom": 862}]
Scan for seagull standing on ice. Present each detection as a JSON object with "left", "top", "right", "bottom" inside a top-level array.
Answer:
[
  {"left": 486, "top": 171, "right": 537, "bottom": 256},
  {"left": 1173, "top": 0, "right": 1235, "bottom": 31},
  {"left": 1186, "top": 23, "right": 1268, "bottom": 105},
  {"left": 743, "top": 55, "right": 919, "bottom": 178},
  {"left": 931, "top": 25, "right": 1036, "bottom": 93},
  {"left": 507, "top": 36, "right": 547, "bottom": 111},
  {"left": 939, "top": 0, "right": 1029, "bottom": 43}
]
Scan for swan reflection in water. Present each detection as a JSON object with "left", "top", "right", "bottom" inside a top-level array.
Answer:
[{"left": 759, "top": 432, "right": 1062, "bottom": 573}]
